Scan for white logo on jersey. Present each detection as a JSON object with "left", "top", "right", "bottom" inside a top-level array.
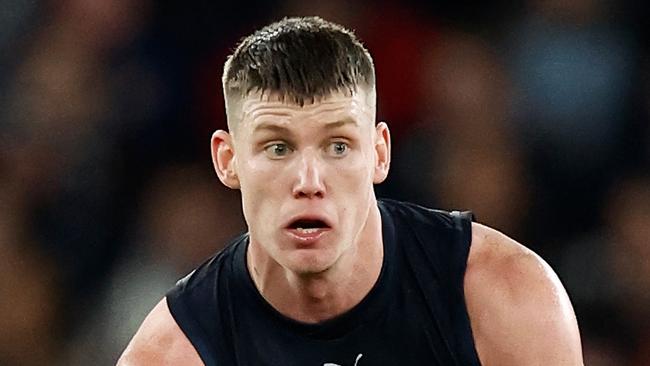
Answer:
[{"left": 324, "top": 353, "right": 363, "bottom": 366}]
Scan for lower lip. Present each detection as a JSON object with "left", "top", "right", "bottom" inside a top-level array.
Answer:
[{"left": 285, "top": 228, "right": 330, "bottom": 245}]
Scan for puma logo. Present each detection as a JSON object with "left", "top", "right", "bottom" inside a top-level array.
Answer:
[{"left": 323, "top": 353, "right": 363, "bottom": 366}]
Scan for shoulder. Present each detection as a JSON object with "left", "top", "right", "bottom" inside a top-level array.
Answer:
[
  {"left": 117, "top": 298, "right": 203, "bottom": 366},
  {"left": 379, "top": 198, "right": 458, "bottom": 228},
  {"left": 464, "top": 223, "right": 583, "bottom": 365}
]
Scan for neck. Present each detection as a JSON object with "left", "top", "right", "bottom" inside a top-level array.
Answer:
[{"left": 247, "top": 203, "right": 384, "bottom": 323}]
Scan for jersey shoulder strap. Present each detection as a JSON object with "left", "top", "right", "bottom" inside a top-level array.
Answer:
[
  {"left": 166, "top": 233, "right": 248, "bottom": 366},
  {"left": 379, "top": 199, "right": 481, "bottom": 365}
]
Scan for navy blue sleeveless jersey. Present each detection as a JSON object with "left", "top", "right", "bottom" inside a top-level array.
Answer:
[{"left": 166, "top": 199, "right": 481, "bottom": 365}]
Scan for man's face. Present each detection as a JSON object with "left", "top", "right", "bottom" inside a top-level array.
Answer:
[{"left": 215, "top": 88, "right": 390, "bottom": 275}]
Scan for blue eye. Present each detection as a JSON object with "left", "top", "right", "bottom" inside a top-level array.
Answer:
[
  {"left": 264, "top": 143, "right": 292, "bottom": 158},
  {"left": 328, "top": 141, "right": 349, "bottom": 157}
]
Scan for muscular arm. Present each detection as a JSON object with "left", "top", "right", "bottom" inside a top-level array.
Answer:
[
  {"left": 465, "top": 223, "right": 583, "bottom": 365},
  {"left": 117, "top": 298, "right": 204, "bottom": 366}
]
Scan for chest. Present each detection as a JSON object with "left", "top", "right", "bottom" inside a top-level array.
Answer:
[{"left": 228, "top": 281, "right": 461, "bottom": 366}]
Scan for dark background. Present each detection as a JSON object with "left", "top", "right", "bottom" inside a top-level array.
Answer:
[{"left": 1, "top": 0, "right": 648, "bottom": 364}]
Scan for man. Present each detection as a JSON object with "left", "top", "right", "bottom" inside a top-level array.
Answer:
[{"left": 118, "top": 16, "right": 583, "bottom": 365}]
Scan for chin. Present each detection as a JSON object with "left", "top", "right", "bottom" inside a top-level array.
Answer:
[{"left": 285, "top": 250, "right": 338, "bottom": 275}]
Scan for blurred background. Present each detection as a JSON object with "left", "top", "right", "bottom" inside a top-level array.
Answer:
[{"left": 0, "top": 0, "right": 648, "bottom": 364}]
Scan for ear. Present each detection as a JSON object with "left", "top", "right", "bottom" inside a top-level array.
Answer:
[
  {"left": 373, "top": 122, "right": 391, "bottom": 184},
  {"left": 211, "top": 130, "right": 240, "bottom": 189}
]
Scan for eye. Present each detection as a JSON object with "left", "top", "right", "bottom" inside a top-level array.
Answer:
[
  {"left": 264, "top": 143, "right": 292, "bottom": 158},
  {"left": 327, "top": 141, "right": 349, "bottom": 157}
]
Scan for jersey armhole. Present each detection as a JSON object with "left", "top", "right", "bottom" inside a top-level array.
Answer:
[
  {"left": 166, "top": 285, "right": 219, "bottom": 366},
  {"left": 450, "top": 210, "right": 482, "bottom": 365}
]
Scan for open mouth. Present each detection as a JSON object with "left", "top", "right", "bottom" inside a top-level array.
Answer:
[{"left": 288, "top": 219, "right": 330, "bottom": 233}]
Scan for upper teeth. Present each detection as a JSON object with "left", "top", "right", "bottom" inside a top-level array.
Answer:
[{"left": 297, "top": 228, "right": 319, "bottom": 233}]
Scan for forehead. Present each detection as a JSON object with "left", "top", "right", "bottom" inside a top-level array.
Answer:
[{"left": 237, "top": 88, "right": 375, "bottom": 131}]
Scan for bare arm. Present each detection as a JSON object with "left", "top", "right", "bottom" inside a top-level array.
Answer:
[
  {"left": 465, "top": 223, "right": 583, "bottom": 365},
  {"left": 117, "top": 298, "right": 204, "bottom": 366}
]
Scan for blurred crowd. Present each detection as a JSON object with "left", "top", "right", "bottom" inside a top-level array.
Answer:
[{"left": 0, "top": 0, "right": 648, "bottom": 365}]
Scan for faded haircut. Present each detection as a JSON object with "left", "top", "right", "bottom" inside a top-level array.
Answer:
[{"left": 222, "top": 16, "right": 375, "bottom": 129}]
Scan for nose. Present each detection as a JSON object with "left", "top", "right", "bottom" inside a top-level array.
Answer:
[{"left": 292, "top": 150, "right": 326, "bottom": 199}]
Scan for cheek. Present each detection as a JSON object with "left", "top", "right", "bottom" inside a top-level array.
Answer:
[
  {"left": 333, "top": 149, "right": 375, "bottom": 185},
  {"left": 238, "top": 153, "right": 283, "bottom": 190},
  {"left": 237, "top": 157, "right": 284, "bottom": 223}
]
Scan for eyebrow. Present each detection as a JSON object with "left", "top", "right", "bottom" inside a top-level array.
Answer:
[
  {"left": 323, "top": 117, "right": 359, "bottom": 129},
  {"left": 252, "top": 117, "right": 359, "bottom": 134}
]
